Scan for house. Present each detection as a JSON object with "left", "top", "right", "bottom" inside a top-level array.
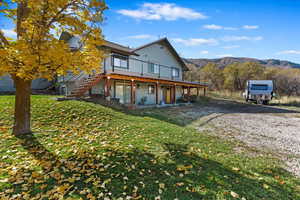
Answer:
[
  {"left": 58, "top": 33, "right": 208, "bottom": 107},
  {"left": 0, "top": 75, "right": 52, "bottom": 93}
]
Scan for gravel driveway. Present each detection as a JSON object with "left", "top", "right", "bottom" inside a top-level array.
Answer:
[{"left": 179, "top": 99, "right": 300, "bottom": 177}]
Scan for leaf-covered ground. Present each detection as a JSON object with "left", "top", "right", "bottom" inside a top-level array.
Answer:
[{"left": 0, "top": 95, "right": 299, "bottom": 200}]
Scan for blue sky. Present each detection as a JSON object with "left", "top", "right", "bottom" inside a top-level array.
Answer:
[{"left": 1, "top": 0, "right": 300, "bottom": 63}]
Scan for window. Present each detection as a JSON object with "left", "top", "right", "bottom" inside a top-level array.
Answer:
[
  {"left": 148, "top": 85, "right": 155, "bottom": 94},
  {"left": 113, "top": 54, "right": 128, "bottom": 69},
  {"left": 148, "top": 63, "right": 160, "bottom": 74},
  {"left": 172, "top": 68, "right": 179, "bottom": 77},
  {"left": 251, "top": 84, "right": 268, "bottom": 90}
]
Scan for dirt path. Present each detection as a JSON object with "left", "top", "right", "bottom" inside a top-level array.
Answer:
[{"left": 176, "top": 99, "right": 300, "bottom": 177}]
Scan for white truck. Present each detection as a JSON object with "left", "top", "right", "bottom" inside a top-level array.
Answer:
[{"left": 243, "top": 80, "right": 275, "bottom": 105}]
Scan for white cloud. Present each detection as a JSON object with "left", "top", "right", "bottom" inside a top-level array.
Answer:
[
  {"left": 203, "top": 24, "right": 223, "bottom": 30},
  {"left": 172, "top": 38, "right": 218, "bottom": 46},
  {"left": 117, "top": 3, "right": 207, "bottom": 21},
  {"left": 222, "top": 45, "right": 240, "bottom": 49},
  {"left": 224, "top": 27, "right": 238, "bottom": 31},
  {"left": 277, "top": 50, "right": 300, "bottom": 55},
  {"left": 1, "top": 29, "right": 17, "bottom": 38},
  {"left": 203, "top": 24, "right": 238, "bottom": 30},
  {"left": 243, "top": 25, "right": 259, "bottom": 30},
  {"left": 200, "top": 50, "right": 209, "bottom": 54},
  {"left": 126, "top": 34, "right": 155, "bottom": 39},
  {"left": 222, "top": 36, "right": 263, "bottom": 42},
  {"left": 217, "top": 54, "right": 233, "bottom": 57}
]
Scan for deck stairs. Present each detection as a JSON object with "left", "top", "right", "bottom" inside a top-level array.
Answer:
[{"left": 66, "top": 73, "right": 105, "bottom": 98}]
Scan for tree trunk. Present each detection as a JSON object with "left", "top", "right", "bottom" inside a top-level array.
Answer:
[{"left": 13, "top": 77, "right": 32, "bottom": 135}]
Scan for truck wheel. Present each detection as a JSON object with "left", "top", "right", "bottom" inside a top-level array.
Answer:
[
  {"left": 263, "top": 100, "right": 269, "bottom": 105},
  {"left": 257, "top": 99, "right": 263, "bottom": 105}
]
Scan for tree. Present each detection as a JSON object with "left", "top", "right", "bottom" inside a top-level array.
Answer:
[
  {"left": 183, "top": 63, "right": 202, "bottom": 82},
  {"left": 0, "top": 0, "right": 107, "bottom": 135},
  {"left": 223, "top": 62, "right": 265, "bottom": 91},
  {"left": 273, "top": 68, "right": 300, "bottom": 96},
  {"left": 200, "top": 62, "right": 224, "bottom": 90},
  {"left": 223, "top": 63, "right": 241, "bottom": 91},
  {"left": 238, "top": 62, "right": 265, "bottom": 89}
]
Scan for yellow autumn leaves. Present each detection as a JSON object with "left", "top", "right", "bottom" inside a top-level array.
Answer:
[{"left": 0, "top": 0, "right": 107, "bottom": 81}]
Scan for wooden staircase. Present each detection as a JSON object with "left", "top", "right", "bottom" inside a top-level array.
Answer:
[{"left": 66, "top": 74, "right": 105, "bottom": 98}]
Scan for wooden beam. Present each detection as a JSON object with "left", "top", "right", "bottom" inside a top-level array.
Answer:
[
  {"left": 173, "top": 85, "right": 176, "bottom": 104},
  {"left": 156, "top": 82, "right": 159, "bottom": 105},
  {"left": 197, "top": 87, "right": 199, "bottom": 96},
  {"left": 104, "top": 77, "right": 111, "bottom": 97},
  {"left": 131, "top": 80, "right": 136, "bottom": 105},
  {"left": 106, "top": 73, "right": 207, "bottom": 88},
  {"left": 203, "top": 87, "right": 206, "bottom": 96},
  {"left": 187, "top": 87, "right": 191, "bottom": 102}
]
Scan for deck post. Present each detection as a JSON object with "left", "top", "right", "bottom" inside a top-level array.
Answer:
[
  {"left": 187, "top": 86, "right": 191, "bottom": 102},
  {"left": 104, "top": 77, "right": 111, "bottom": 100},
  {"left": 131, "top": 79, "right": 136, "bottom": 105},
  {"left": 173, "top": 85, "right": 176, "bottom": 104},
  {"left": 197, "top": 87, "right": 199, "bottom": 96},
  {"left": 156, "top": 82, "right": 159, "bottom": 105},
  {"left": 203, "top": 87, "right": 206, "bottom": 96}
]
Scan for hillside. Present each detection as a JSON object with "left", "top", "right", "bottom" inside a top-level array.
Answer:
[
  {"left": 1, "top": 95, "right": 299, "bottom": 199},
  {"left": 184, "top": 57, "right": 300, "bottom": 69}
]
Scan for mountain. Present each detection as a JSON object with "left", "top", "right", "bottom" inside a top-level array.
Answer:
[{"left": 184, "top": 57, "right": 300, "bottom": 69}]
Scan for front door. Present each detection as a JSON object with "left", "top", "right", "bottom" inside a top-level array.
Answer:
[{"left": 163, "top": 87, "right": 171, "bottom": 104}]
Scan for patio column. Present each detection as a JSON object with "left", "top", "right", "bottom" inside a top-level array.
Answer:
[
  {"left": 173, "top": 85, "right": 176, "bottom": 104},
  {"left": 131, "top": 79, "right": 136, "bottom": 105},
  {"left": 187, "top": 86, "right": 191, "bottom": 102},
  {"left": 156, "top": 82, "right": 159, "bottom": 105},
  {"left": 104, "top": 77, "right": 111, "bottom": 98},
  {"left": 203, "top": 87, "right": 206, "bottom": 96},
  {"left": 197, "top": 87, "right": 199, "bottom": 96}
]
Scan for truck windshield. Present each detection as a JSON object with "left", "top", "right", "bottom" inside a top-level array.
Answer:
[{"left": 250, "top": 84, "right": 268, "bottom": 90}]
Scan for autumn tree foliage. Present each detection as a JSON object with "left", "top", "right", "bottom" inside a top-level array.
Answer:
[
  {"left": 200, "top": 62, "right": 224, "bottom": 90},
  {"left": 0, "top": 0, "right": 107, "bottom": 135},
  {"left": 223, "top": 62, "right": 265, "bottom": 91},
  {"left": 186, "top": 61, "right": 300, "bottom": 96}
]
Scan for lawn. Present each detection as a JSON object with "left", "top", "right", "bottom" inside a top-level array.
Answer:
[{"left": 0, "top": 95, "right": 299, "bottom": 200}]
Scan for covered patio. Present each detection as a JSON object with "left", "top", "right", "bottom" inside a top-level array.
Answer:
[{"left": 102, "top": 73, "right": 208, "bottom": 107}]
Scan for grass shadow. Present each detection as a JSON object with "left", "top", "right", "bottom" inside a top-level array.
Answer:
[{"left": 1, "top": 133, "right": 298, "bottom": 199}]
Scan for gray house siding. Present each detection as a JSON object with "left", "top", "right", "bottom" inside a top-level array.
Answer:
[
  {"left": 0, "top": 75, "right": 15, "bottom": 92},
  {"left": 133, "top": 43, "right": 183, "bottom": 81},
  {"left": 0, "top": 75, "right": 52, "bottom": 92}
]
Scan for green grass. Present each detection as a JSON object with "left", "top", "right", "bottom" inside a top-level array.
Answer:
[{"left": 0, "top": 95, "right": 299, "bottom": 199}]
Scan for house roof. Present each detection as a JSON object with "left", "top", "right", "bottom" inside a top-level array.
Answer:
[
  {"left": 133, "top": 38, "right": 189, "bottom": 71},
  {"left": 101, "top": 40, "right": 138, "bottom": 56},
  {"left": 59, "top": 32, "right": 188, "bottom": 71},
  {"left": 59, "top": 32, "right": 138, "bottom": 55}
]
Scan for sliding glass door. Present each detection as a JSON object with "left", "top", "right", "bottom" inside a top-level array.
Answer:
[{"left": 115, "top": 83, "right": 131, "bottom": 104}]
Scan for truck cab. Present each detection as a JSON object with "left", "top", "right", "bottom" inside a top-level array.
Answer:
[{"left": 243, "top": 80, "right": 275, "bottom": 104}]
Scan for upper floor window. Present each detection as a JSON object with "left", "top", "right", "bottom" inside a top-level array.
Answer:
[
  {"left": 113, "top": 54, "right": 128, "bottom": 69},
  {"left": 148, "top": 63, "right": 160, "bottom": 74},
  {"left": 172, "top": 68, "right": 179, "bottom": 77}
]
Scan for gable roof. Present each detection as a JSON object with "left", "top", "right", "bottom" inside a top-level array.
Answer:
[
  {"left": 59, "top": 32, "right": 188, "bottom": 70},
  {"left": 133, "top": 38, "right": 189, "bottom": 71},
  {"left": 59, "top": 32, "right": 137, "bottom": 55},
  {"left": 101, "top": 40, "right": 138, "bottom": 56}
]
